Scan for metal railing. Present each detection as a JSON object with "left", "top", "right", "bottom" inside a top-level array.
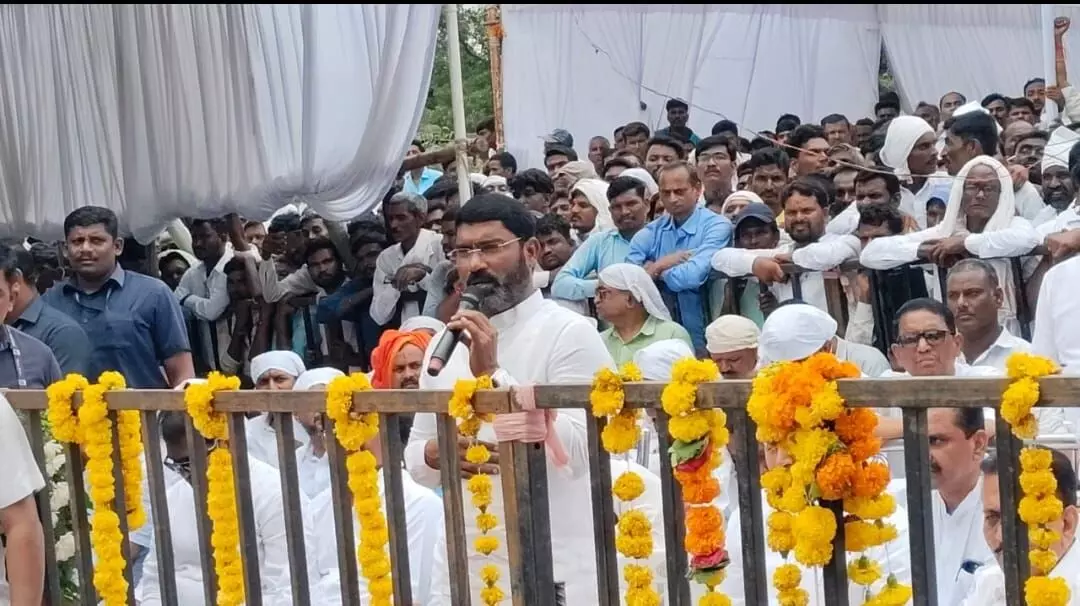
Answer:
[{"left": 7, "top": 374, "right": 1078, "bottom": 606}]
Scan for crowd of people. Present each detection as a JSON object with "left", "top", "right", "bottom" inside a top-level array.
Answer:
[{"left": 4, "top": 22, "right": 1080, "bottom": 606}]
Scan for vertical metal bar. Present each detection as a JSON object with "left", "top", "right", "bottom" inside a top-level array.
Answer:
[
  {"left": 437, "top": 414, "right": 472, "bottom": 606},
  {"left": 585, "top": 416, "right": 619, "bottom": 603},
  {"left": 27, "top": 411, "right": 61, "bottom": 605},
  {"left": 227, "top": 413, "right": 263, "bottom": 606},
  {"left": 499, "top": 440, "right": 555, "bottom": 606},
  {"left": 65, "top": 441, "right": 96, "bottom": 605},
  {"left": 995, "top": 419, "right": 1030, "bottom": 605},
  {"left": 274, "top": 412, "right": 310, "bottom": 604},
  {"left": 185, "top": 416, "right": 218, "bottom": 606},
  {"left": 142, "top": 411, "right": 178, "bottom": 606},
  {"left": 108, "top": 410, "right": 136, "bottom": 605},
  {"left": 326, "top": 421, "right": 361, "bottom": 606},
  {"left": 654, "top": 411, "right": 690, "bottom": 605},
  {"left": 821, "top": 499, "right": 849, "bottom": 606},
  {"left": 902, "top": 408, "right": 938, "bottom": 606},
  {"left": 730, "top": 408, "right": 767, "bottom": 605},
  {"left": 378, "top": 413, "right": 414, "bottom": 606}
]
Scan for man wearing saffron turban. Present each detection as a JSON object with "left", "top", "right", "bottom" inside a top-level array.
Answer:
[{"left": 370, "top": 329, "right": 432, "bottom": 390}]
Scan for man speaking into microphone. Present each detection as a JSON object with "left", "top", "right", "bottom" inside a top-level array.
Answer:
[{"left": 403, "top": 193, "right": 614, "bottom": 605}]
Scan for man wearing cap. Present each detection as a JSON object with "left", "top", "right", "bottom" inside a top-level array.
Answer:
[
  {"left": 704, "top": 315, "right": 759, "bottom": 380},
  {"left": 758, "top": 302, "right": 890, "bottom": 377},
  {"left": 712, "top": 202, "right": 782, "bottom": 324},
  {"left": 543, "top": 128, "right": 575, "bottom": 152},
  {"left": 544, "top": 144, "right": 577, "bottom": 177},
  {"left": 655, "top": 98, "right": 701, "bottom": 146}
]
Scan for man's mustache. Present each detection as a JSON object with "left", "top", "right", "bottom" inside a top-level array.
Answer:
[{"left": 466, "top": 273, "right": 500, "bottom": 289}]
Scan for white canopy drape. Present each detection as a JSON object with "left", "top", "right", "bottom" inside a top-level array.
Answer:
[
  {"left": 0, "top": 4, "right": 440, "bottom": 243},
  {"left": 502, "top": 4, "right": 882, "bottom": 170}
]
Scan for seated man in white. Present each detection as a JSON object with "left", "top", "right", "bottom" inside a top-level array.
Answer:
[
  {"left": 247, "top": 350, "right": 310, "bottom": 469},
  {"left": 308, "top": 415, "right": 445, "bottom": 605},
  {"left": 292, "top": 367, "right": 346, "bottom": 500},
  {"left": 944, "top": 259, "right": 1031, "bottom": 373},
  {"left": 758, "top": 303, "right": 892, "bottom": 379},
  {"left": 962, "top": 448, "right": 1080, "bottom": 605},
  {"left": 137, "top": 410, "right": 313, "bottom": 605},
  {"left": 720, "top": 442, "right": 911, "bottom": 605}
]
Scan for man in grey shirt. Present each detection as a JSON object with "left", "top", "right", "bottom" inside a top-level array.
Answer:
[
  {"left": 1, "top": 245, "right": 90, "bottom": 375},
  {"left": 0, "top": 250, "right": 61, "bottom": 388}
]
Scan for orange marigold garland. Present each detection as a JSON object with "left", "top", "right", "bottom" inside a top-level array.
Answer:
[
  {"left": 589, "top": 362, "right": 661, "bottom": 606},
  {"left": 661, "top": 358, "right": 731, "bottom": 606},
  {"left": 1000, "top": 353, "right": 1069, "bottom": 606},
  {"left": 747, "top": 353, "right": 909, "bottom": 605}
]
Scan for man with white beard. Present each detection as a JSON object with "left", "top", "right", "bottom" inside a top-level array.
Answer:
[{"left": 404, "top": 194, "right": 613, "bottom": 605}]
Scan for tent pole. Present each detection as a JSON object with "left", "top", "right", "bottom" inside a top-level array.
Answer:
[{"left": 444, "top": 4, "right": 474, "bottom": 203}]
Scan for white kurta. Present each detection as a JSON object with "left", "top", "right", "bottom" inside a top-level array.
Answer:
[
  {"left": 0, "top": 395, "right": 46, "bottom": 604},
  {"left": 136, "top": 458, "right": 317, "bottom": 606},
  {"left": 960, "top": 539, "right": 1080, "bottom": 606},
  {"left": 295, "top": 441, "right": 331, "bottom": 501},
  {"left": 720, "top": 493, "right": 912, "bottom": 605},
  {"left": 245, "top": 413, "right": 310, "bottom": 470},
  {"left": 1034, "top": 254, "right": 1080, "bottom": 372},
  {"left": 709, "top": 234, "right": 861, "bottom": 314},
  {"left": 370, "top": 228, "right": 445, "bottom": 326},
  {"left": 309, "top": 472, "right": 444, "bottom": 605},
  {"left": 931, "top": 477, "right": 995, "bottom": 606},
  {"left": 405, "top": 290, "right": 614, "bottom": 605}
]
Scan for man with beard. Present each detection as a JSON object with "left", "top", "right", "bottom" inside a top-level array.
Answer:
[
  {"left": 315, "top": 231, "right": 389, "bottom": 370},
  {"left": 404, "top": 193, "right": 613, "bottom": 605},
  {"left": 370, "top": 328, "right": 432, "bottom": 445},
  {"left": 302, "top": 238, "right": 361, "bottom": 368},
  {"left": 712, "top": 179, "right": 860, "bottom": 316}
]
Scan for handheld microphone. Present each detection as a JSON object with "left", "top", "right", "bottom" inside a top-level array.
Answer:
[{"left": 426, "top": 288, "right": 483, "bottom": 376}]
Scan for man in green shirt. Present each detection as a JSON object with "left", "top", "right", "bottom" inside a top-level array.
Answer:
[{"left": 595, "top": 263, "right": 693, "bottom": 364}]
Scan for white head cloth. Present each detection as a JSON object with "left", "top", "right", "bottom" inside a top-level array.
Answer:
[
  {"left": 936, "top": 155, "right": 1016, "bottom": 239},
  {"left": 598, "top": 263, "right": 672, "bottom": 321},
  {"left": 721, "top": 190, "right": 764, "bottom": 214},
  {"left": 481, "top": 175, "right": 507, "bottom": 191},
  {"left": 759, "top": 304, "right": 837, "bottom": 364},
  {"left": 1042, "top": 126, "right": 1080, "bottom": 173},
  {"left": 400, "top": 316, "right": 447, "bottom": 335},
  {"left": 619, "top": 168, "right": 660, "bottom": 198},
  {"left": 572, "top": 178, "right": 615, "bottom": 232},
  {"left": 706, "top": 315, "right": 761, "bottom": 354},
  {"left": 294, "top": 367, "right": 345, "bottom": 391},
  {"left": 469, "top": 172, "right": 487, "bottom": 188},
  {"left": 880, "top": 116, "right": 934, "bottom": 182},
  {"left": 249, "top": 350, "right": 306, "bottom": 383},
  {"left": 633, "top": 339, "right": 696, "bottom": 381}
]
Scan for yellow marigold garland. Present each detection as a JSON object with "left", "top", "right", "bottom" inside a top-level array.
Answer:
[
  {"left": 325, "top": 372, "right": 393, "bottom": 606},
  {"left": 589, "top": 362, "right": 661, "bottom": 605},
  {"left": 1000, "top": 353, "right": 1070, "bottom": 606},
  {"left": 660, "top": 358, "right": 732, "bottom": 606},
  {"left": 45, "top": 372, "right": 143, "bottom": 606},
  {"left": 447, "top": 375, "right": 504, "bottom": 605},
  {"left": 184, "top": 371, "right": 245, "bottom": 606},
  {"left": 747, "top": 353, "right": 909, "bottom": 605}
]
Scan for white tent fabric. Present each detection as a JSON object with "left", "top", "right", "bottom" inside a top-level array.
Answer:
[
  {"left": 502, "top": 4, "right": 882, "bottom": 170},
  {"left": 0, "top": 4, "right": 440, "bottom": 243}
]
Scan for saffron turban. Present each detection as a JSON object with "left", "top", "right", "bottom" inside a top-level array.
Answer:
[{"left": 370, "top": 329, "right": 432, "bottom": 389}]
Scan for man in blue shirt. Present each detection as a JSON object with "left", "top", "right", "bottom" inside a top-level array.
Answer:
[
  {"left": 403, "top": 140, "right": 442, "bottom": 195},
  {"left": 43, "top": 206, "right": 194, "bottom": 388},
  {"left": 552, "top": 175, "right": 650, "bottom": 303},
  {"left": 626, "top": 162, "right": 732, "bottom": 352}
]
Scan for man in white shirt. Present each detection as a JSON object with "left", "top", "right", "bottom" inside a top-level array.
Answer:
[
  {"left": 758, "top": 303, "right": 891, "bottom": 378},
  {"left": 963, "top": 448, "right": 1079, "bottom": 605},
  {"left": 945, "top": 259, "right": 1032, "bottom": 372},
  {"left": 882, "top": 298, "right": 995, "bottom": 604},
  {"left": 138, "top": 411, "right": 308, "bottom": 605},
  {"left": 1033, "top": 253, "right": 1080, "bottom": 371},
  {"left": 291, "top": 367, "right": 345, "bottom": 500},
  {"left": 404, "top": 193, "right": 614, "bottom": 605},
  {"left": 0, "top": 394, "right": 44, "bottom": 605},
  {"left": 370, "top": 192, "right": 445, "bottom": 327}
]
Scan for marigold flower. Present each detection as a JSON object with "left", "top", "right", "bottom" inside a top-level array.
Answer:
[
  {"left": 850, "top": 461, "right": 890, "bottom": 498},
  {"left": 815, "top": 452, "right": 856, "bottom": 500}
]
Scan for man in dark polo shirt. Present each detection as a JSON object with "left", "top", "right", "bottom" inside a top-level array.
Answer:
[
  {"left": 0, "top": 245, "right": 90, "bottom": 375},
  {"left": 0, "top": 249, "right": 61, "bottom": 388},
  {"left": 43, "top": 206, "right": 194, "bottom": 388}
]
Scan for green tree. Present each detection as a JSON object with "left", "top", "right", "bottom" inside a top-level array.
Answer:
[{"left": 418, "top": 6, "right": 494, "bottom": 148}]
